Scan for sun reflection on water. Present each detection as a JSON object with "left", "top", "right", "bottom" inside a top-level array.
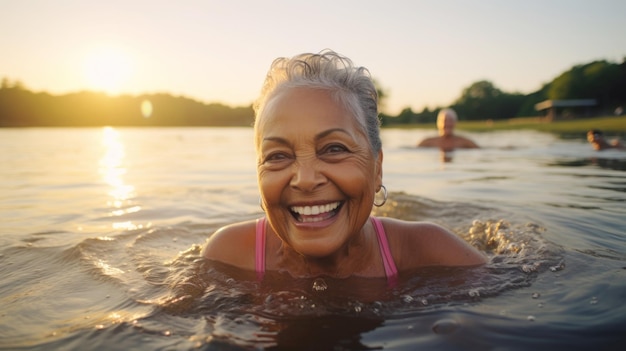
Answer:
[{"left": 99, "top": 127, "right": 143, "bottom": 230}]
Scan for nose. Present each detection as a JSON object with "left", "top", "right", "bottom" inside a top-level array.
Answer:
[{"left": 290, "top": 159, "right": 327, "bottom": 192}]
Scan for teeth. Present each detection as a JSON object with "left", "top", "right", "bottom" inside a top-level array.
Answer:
[{"left": 291, "top": 201, "right": 340, "bottom": 216}]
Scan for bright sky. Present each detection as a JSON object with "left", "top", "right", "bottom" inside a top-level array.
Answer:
[{"left": 2, "top": 0, "right": 625, "bottom": 115}]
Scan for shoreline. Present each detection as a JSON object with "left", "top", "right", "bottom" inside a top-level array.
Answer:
[{"left": 395, "top": 115, "right": 626, "bottom": 134}]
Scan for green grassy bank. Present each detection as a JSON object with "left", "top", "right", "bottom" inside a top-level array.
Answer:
[{"left": 397, "top": 115, "right": 626, "bottom": 135}]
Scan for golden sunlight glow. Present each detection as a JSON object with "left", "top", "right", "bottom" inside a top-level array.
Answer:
[
  {"left": 141, "top": 100, "right": 153, "bottom": 118},
  {"left": 99, "top": 127, "right": 140, "bottom": 229},
  {"left": 83, "top": 47, "right": 133, "bottom": 94}
]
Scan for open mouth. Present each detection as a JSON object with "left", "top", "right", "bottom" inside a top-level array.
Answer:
[{"left": 289, "top": 201, "right": 343, "bottom": 223}]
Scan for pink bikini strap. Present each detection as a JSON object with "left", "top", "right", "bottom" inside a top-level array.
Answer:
[
  {"left": 371, "top": 217, "right": 399, "bottom": 280},
  {"left": 255, "top": 216, "right": 397, "bottom": 284},
  {"left": 255, "top": 217, "right": 266, "bottom": 280}
]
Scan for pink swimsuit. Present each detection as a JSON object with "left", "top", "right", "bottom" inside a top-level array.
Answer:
[{"left": 255, "top": 217, "right": 398, "bottom": 281}]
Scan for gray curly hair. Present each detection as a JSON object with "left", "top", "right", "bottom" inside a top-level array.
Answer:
[{"left": 253, "top": 49, "right": 382, "bottom": 155}]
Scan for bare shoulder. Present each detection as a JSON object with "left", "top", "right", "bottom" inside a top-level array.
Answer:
[
  {"left": 417, "top": 136, "right": 440, "bottom": 147},
  {"left": 202, "top": 219, "right": 257, "bottom": 270},
  {"left": 379, "top": 217, "right": 486, "bottom": 269},
  {"left": 457, "top": 136, "right": 479, "bottom": 148}
]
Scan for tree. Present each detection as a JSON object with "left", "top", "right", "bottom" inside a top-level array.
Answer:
[
  {"left": 0, "top": 77, "right": 26, "bottom": 90},
  {"left": 452, "top": 80, "right": 525, "bottom": 120},
  {"left": 372, "top": 78, "right": 389, "bottom": 113},
  {"left": 545, "top": 60, "right": 625, "bottom": 114}
]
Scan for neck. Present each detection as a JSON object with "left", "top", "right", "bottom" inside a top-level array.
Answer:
[{"left": 274, "top": 226, "right": 377, "bottom": 278}]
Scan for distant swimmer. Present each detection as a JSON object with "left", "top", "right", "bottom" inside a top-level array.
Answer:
[
  {"left": 417, "top": 108, "right": 479, "bottom": 151},
  {"left": 587, "top": 129, "right": 624, "bottom": 151}
]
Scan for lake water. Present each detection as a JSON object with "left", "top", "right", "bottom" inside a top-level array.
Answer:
[{"left": 1, "top": 127, "right": 625, "bottom": 350}]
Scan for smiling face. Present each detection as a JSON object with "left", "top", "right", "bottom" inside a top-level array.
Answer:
[{"left": 255, "top": 87, "right": 382, "bottom": 258}]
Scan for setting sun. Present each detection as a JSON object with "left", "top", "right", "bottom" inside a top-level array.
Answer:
[{"left": 83, "top": 47, "right": 133, "bottom": 95}]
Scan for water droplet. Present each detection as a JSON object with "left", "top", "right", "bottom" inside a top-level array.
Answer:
[
  {"left": 549, "top": 261, "right": 565, "bottom": 272},
  {"left": 401, "top": 295, "right": 413, "bottom": 303},
  {"left": 468, "top": 289, "right": 480, "bottom": 297},
  {"left": 590, "top": 297, "right": 598, "bottom": 305},
  {"left": 527, "top": 315, "right": 535, "bottom": 322},
  {"left": 312, "top": 278, "right": 327, "bottom": 292},
  {"left": 432, "top": 319, "right": 460, "bottom": 334},
  {"left": 354, "top": 301, "right": 363, "bottom": 313},
  {"left": 531, "top": 292, "right": 540, "bottom": 299}
]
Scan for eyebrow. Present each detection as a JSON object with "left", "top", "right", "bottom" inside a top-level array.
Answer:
[{"left": 262, "top": 128, "right": 353, "bottom": 145}]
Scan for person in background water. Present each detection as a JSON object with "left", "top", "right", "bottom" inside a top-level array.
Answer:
[
  {"left": 417, "top": 108, "right": 480, "bottom": 151},
  {"left": 202, "top": 50, "right": 486, "bottom": 282},
  {"left": 587, "top": 129, "right": 624, "bottom": 151}
]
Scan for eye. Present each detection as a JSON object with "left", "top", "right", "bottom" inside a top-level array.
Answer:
[
  {"left": 320, "top": 143, "right": 349, "bottom": 156},
  {"left": 265, "top": 152, "right": 290, "bottom": 162},
  {"left": 261, "top": 150, "right": 295, "bottom": 170}
]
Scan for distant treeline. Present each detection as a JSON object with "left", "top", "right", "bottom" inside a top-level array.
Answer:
[
  {"left": 0, "top": 88, "right": 254, "bottom": 127},
  {"left": 1, "top": 58, "right": 625, "bottom": 127},
  {"left": 382, "top": 58, "right": 626, "bottom": 125}
]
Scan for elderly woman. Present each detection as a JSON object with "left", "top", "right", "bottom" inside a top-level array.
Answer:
[{"left": 203, "top": 50, "right": 486, "bottom": 281}]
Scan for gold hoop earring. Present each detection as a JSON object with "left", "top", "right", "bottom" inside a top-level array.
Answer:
[{"left": 373, "top": 185, "right": 388, "bottom": 207}]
